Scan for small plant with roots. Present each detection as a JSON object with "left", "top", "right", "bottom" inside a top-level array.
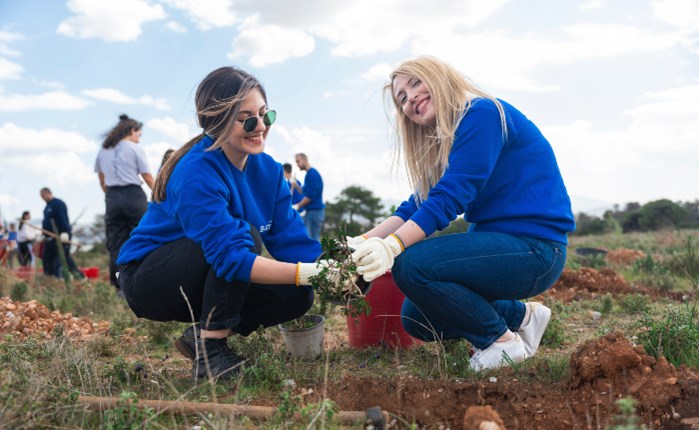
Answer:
[{"left": 310, "top": 228, "right": 371, "bottom": 318}]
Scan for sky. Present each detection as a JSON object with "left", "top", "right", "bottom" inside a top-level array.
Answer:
[{"left": 0, "top": 0, "right": 698, "bottom": 228}]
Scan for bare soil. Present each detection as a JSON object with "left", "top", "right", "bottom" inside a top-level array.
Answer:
[{"left": 319, "top": 333, "right": 699, "bottom": 429}]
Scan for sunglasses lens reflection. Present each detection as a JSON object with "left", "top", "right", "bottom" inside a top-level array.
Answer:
[
  {"left": 243, "top": 117, "right": 258, "bottom": 133},
  {"left": 263, "top": 110, "right": 276, "bottom": 126},
  {"left": 242, "top": 110, "right": 276, "bottom": 133}
]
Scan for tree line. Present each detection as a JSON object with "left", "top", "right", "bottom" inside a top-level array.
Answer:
[
  {"left": 574, "top": 199, "right": 699, "bottom": 236},
  {"left": 80, "top": 187, "right": 698, "bottom": 245}
]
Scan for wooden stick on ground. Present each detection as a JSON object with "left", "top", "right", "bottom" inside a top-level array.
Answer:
[{"left": 78, "top": 395, "right": 388, "bottom": 427}]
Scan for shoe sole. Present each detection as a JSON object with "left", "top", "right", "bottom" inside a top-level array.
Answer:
[{"left": 174, "top": 337, "right": 196, "bottom": 361}]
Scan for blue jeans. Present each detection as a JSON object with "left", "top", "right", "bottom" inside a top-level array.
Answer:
[
  {"left": 392, "top": 232, "right": 566, "bottom": 350},
  {"left": 303, "top": 208, "right": 325, "bottom": 241}
]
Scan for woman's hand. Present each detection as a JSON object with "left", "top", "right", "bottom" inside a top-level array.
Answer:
[{"left": 351, "top": 234, "right": 404, "bottom": 282}]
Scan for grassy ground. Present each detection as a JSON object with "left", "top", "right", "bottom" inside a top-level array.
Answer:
[{"left": 0, "top": 229, "right": 698, "bottom": 429}]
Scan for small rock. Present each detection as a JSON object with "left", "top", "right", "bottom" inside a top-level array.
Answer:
[
  {"left": 488, "top": 377, "right": 497, "bottom": 383},
  {"left": 590, "top": 311, "right": 602, "bottom": 320},
  {"left": 283, "top": 379, "right": 296, "bottom": 388}
]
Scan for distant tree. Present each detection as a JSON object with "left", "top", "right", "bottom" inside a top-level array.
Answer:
[
  {"left": 620, "top": 209, "right": 641, "bottom": 232},
  {"left": 638, "top": 199, "right": 687, "bottom": 231},
  {"left": 682, "top": 200, "right": 699, "bottom": 228},
  {"left": 573, "top": 212, "right": 607, "bottom": 236},
  {"left": 324, "top": 185, "right": 384, "bottom": 237}
]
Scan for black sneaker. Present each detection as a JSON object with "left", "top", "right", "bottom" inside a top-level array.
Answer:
[
  {"left": 174, "top": 325, "right": 199, "bottom": 361},
  {"left": 174, "top": 326, "right": 245, "bottom": 379},
  {"left": 192, "top": 337, "right": 246, "bottom": 380}
]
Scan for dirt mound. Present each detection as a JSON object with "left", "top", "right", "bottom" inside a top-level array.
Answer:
[
  {"left": 569, "top": 332, "right": 685, "bottom": 422},
  {"left": 539, "top": 267, "right": 632, "bottom": 302},
  {"left": 0, "top": 297, "right": 109, "bottom": 339},
  {"left": 321, "top": 332, "right": 699, "bottom": 429},
  {"left": 606, "top": 248, "right": 647, "bottom": 265}
]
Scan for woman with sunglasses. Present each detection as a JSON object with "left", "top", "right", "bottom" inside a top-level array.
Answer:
[
  {"left": 116, "top": 67, "right": 332, "bottom": 380},
  {"left": 350, "top": 56, "right": 575, "bottom": 372}
]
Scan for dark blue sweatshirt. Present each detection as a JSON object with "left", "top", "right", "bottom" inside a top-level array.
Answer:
[
  {"left": 395, "top": 98, "right": 575, "bottom": 244},
  {"left": 42, "top": 198, "right": 71, "bottom": 235},
  {"left": 117, "top": 136, "right": 321, "bottom": 282}
]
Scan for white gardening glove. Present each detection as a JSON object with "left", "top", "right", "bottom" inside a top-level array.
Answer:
[
  {"left": 351, "top": 235, "right": 404, "bottom": 282},
  {"left": 296, "top": 260, "right": 336, "bottom": 286},
  {"left": 346, "top": 235, "right": 367, "bottom": 249},
  {"left": 292, "top": 204, "right": 300, "bottom": 211},
  {"left": 59, "top": 232, "right": 70, "bottom": 243}
]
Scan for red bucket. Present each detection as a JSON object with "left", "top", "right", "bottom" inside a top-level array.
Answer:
[
  {"left": 346, "top": 271, "right": 420, "bottom": 349},
  {"left": 81, "top": 266, "right": 100, "bottom": 279}
]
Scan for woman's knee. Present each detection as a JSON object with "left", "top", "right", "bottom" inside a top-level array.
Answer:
[
  {"left": 400, "top": 300, "right": 437, "bottom": 342},
  {"left": 392, "top": 250, "right": 429, "bottom": 291}
]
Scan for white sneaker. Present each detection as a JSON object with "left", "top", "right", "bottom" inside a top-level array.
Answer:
[
  {"left": 518, "top": 302, "right": 551, "bottom": 356},
  {"left": 469, "top": 333, "right": 528, "bottom": 372}
]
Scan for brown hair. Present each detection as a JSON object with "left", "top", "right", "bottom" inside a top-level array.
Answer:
[
  {"left": 102, "top": 114, "right": 143, "bottom": 149},
  {"left": 152, "top": 67, "right": 267, "bottom": 202}
]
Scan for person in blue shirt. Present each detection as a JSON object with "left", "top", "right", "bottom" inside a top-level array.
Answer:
[
  {"left": 116, "top": 66, "right": 337, "bottom": 380},
  {"left": 294, "top": 153, "right": 325, "bottom": 240},
  {"left": 283, "top": 162, "right": 304, "bottom": 207},
  {"left": 350, "top": 56, "right": 575, "bottom": 372},
  {"left": 40, "top": 187, "right": 83, "bottom": 278},
  {"left": 95, "top": 114, "right": 154, "bottom": 291}
]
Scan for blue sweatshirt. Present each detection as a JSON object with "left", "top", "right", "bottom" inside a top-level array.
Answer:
[
  {"left": 394, "top": 98, "right": 575, "bottom": 244},
  {"left": 302, "top": 167, "right": 325, "bottom": 210},
  {"left": 117, "top": 135, "right": 322, "bottom": 282},
  {"left": 43, "top": 198, "right": 71, "bottom": 235}
]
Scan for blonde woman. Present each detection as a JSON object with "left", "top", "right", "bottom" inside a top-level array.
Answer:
[{"left": 351, "top": 56, "right": 575, "bottom": 371}]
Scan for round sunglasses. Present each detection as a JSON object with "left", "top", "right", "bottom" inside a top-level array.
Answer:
[{"left": 239, "top": 110, "right": 277, "bottom": 133}]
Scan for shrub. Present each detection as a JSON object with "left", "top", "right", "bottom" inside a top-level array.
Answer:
[{"left": 637, "top": 305, "right": 699, "bottom": 368}]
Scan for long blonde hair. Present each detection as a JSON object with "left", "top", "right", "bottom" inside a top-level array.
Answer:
[
  {"left": 152, "top": 67, "right": 267, "bottom": 202},
  {"left": 384, "top": 56, "right": 507, "bottom": 203}
]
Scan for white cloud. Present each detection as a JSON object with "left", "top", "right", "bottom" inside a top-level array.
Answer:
[
  {"left": 0, "top": 123, "right": 96, "bottom": 186},
  {"left": 228, "top": 15, "right": 315, "bottom": 67},
  {"left": 409, "top": 22, "right": 680, "bottom": 92},
  {"left": 0, "top": 57, "right": 23, "bottom": 81},
  {"left": 57, "top": 0, "right": 166, "bottom": 42},
  {"left": 82, "top": 88, "right": 171, "bottom": 110},
  {"left": 165, "top": 21, "right": 187, "bottom": 33},
  {"left": 19, "top": 153, "right": 95, "bottom": 186},
  {"left": 146, "top": 116, "right": 193, "bottom": 141},
  {"left": 0, "top": 30, "right": 23, "bottom": 57},
  {"left": 0, "top": 123, "right": 96, "bottom": 154},
  {"left": 361, "top": 63, "right": 394, "bottom": 82},
  {"left": 307, "top": 1, "right": 509, "bottom": 57},
  {"left": 547, "top": 83, "right": 699, "bottom": 206},
  {"left": 651, "top": 0, "right": 699, "bottom": 55},
  {"left": 161, "top": 0, "right": 237, "bottom": 30},
  {"left": 579, "top": 0, "right": 605, "bottom": 11},
  {"left": 652, "top": 0, "right": 699, "bottom": 32},
  {"left": 0, "top": 91, "right": 90, "bottom": 111}
]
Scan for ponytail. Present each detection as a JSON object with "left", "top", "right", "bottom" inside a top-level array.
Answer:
[{"left": 152, "top": 133, "right": 205, "bottom": 202}]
